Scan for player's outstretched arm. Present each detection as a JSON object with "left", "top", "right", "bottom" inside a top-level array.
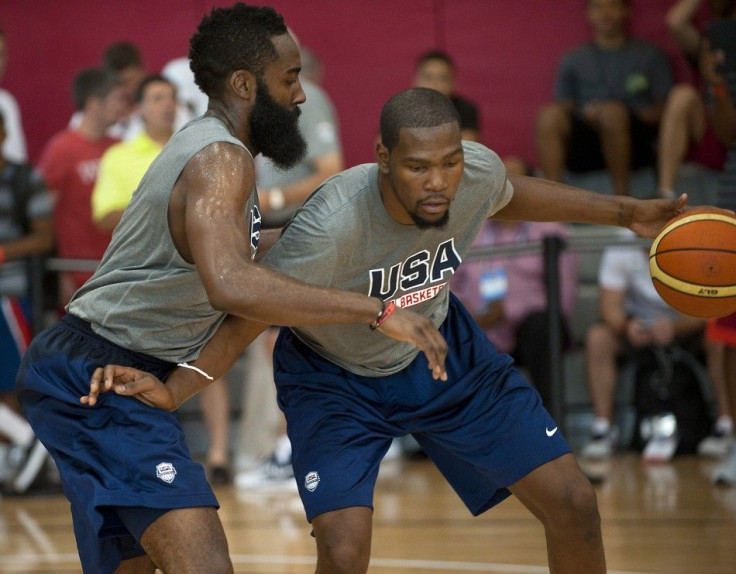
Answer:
[{"left": 497, "top": 174, "right": 691, "bottom": 237}]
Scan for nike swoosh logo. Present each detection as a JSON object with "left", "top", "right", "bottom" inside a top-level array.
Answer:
[{"left": 546, "top": 427, "right": 558, "bottom": 437}]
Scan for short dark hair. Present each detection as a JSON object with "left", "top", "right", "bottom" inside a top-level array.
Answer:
[
  {"left": 415, "top": 49, "right": 455, "bottom": 70},
  {"left": 135, "top": 74, "right": 175, "bottom": 103},
  {"left": 380, "top": 88, "right": 461, "bottom": 151},
  {"left": 71, "top": 68, "right": 119, "bottom": 111},
  {"left": 189, "top": 2, "right": 288, "bottom": 99},
  {"left": 102, "top": 41, "right": 143, "bottom": 72}
]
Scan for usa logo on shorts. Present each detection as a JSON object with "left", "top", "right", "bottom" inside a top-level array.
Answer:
[
  {"left": 304, "top": 471, "right": 320, "bottom": 492},
  {"left": 156, "top": 462, "right": 177, "bottom": 484}
]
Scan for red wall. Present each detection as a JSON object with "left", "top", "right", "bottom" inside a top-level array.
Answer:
[{"left": 0, "top": 1, "right": 701, "bottom": 168}]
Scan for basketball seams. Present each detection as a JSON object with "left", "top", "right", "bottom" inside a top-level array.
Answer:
[{"left": 649, "top": 265, "right": 736, "bottom": 297}]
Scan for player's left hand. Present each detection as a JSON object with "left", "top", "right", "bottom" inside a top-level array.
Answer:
[{"left": 81, "top": 365, "right": 175, "bottom": 410}]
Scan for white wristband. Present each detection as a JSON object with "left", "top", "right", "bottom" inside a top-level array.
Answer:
[
  {"left": 269, "top": 187, "right": 285, "bottom": 210},
  {"left": 176, "top": 362, "right": 214, "bottom": 380}
]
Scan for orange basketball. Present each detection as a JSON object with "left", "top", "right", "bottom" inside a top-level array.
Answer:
[{"left": 649, "top": 208, "right": 736, "bottom": 318}]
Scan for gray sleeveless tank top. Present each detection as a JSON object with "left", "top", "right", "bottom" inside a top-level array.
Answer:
[{"left": 68, "top": 116, "right": 259, "bottom": 362}]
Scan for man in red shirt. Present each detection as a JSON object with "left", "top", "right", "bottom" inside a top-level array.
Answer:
[{"left": 38, "top": 68, "right": 125, "bottom": 307}]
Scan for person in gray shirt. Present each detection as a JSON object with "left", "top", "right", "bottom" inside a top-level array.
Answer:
[
  {"left": 89, "top": 87, "right": 693, "bottom": 574},
  {"left": 256, "top": 76, "right": 343, "bottom": 228},
  {"left": 536, "top": 0, "right": 673, "bottom": 196}
]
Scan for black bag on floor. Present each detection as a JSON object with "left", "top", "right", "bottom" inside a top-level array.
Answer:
[{"left": 630, "top": 345, "right": 713, "bottom": 455}]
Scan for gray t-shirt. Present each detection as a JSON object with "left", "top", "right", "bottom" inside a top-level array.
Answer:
[
  {"left": 262, "top": 140, "right": 513, "bottom": 376},
  {"left": 68, "top": 116, "right": 261, "bottom": 362},
  {"left": 256, "top": 80, "right": 341, "bottom": 227},
  {"left": 555, "top": 39, "right": 673, "bottom": 110}
]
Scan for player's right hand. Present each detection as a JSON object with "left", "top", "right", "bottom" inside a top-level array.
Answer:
[
  {"left": 377, "top": 306, "right": 448, "bottom": 381},
  {"left": 81, "top": 365, "right": 175, "bottom": 411}
]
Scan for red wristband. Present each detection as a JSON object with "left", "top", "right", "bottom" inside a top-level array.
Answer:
[
  {"left": 370, "top": 300, "right": 396, "bottom": 330},
  {"left": 713, "top": 84, "right": 729, "bottom": 99},
  {"left": 0, "top": 246, "right": 6, "bottom": 264}
]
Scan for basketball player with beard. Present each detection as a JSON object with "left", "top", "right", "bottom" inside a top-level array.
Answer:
[
  {"left": 82, "top": 87, "right": 700, "bottom": 573},
  {"left": 14, "top": 5, "right": 447, "bottom": 574}
]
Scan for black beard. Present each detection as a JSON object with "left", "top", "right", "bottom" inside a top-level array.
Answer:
[
  {"left": 410, "top": 210, "right": 450, "bottom": 230},
  {"left": 250, "top": 81, "right": 306, "bottom": 169}
]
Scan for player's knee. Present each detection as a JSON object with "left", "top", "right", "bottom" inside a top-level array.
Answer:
[
  {"left": 198, "top": 552, "right": 233, "bottom": 574},
  {"left": 317, "top": 537, "right": 370, "bottom": 574},
  {"left": 549, "top": 474, "right": 601, "bottom": 537}
]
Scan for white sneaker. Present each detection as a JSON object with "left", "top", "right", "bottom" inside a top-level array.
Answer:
[
  {"left": 697, "top": 432, "right": 734, "bottom": 459},
  {"left": 713, "top": 445, "right": 736, "bottom": 486},
  {"left": 5, "top": 439, "right": 48, "bottom": 494},
  {"left": 581, "top": 427, "right": 619, "bottom": 460},
  {"left": 642, "top": 435, "right": 678, "bottom": 463},
  {"left": 235, "top": 455, "right": 297, "bottom": 492}
]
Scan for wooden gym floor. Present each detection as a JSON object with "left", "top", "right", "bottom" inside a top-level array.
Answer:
[{"left": 0, "top": 453, "right": 734, "bottom": 573}]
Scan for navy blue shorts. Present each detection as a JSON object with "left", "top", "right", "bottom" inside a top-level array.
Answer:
[
  {"left": 274, "top": 294, "right": 571, "bottom": 523},
  {"left": 16, "top": 315, "right": 218, "bottom": 574}
]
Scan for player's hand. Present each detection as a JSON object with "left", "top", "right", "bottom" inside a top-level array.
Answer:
[
  {"left": 630, "top": 195, "right": 735, "bottom": 238},
  {"left": 629, "top": 194, "right": 688, "bottom": 238},
  {"left": 377, "top": 306, "right": 448, "bottom": 381},
  {"left": 81, "top": 365, "right": 176, "bottom": 411}
]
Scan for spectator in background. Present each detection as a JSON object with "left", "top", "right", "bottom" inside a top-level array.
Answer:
[
  {"left": 657, "top": 0, "right": 736, "bottom": 456},
  {"left": 68, "top": 42, "right": 146, "bottom": 141},
  {"left": 161, "top": 56, "right": 209, "bottom": 119},
  {"left": 299, "top": 45, "right": 324, "bottom": 85},
  {"left": 91, "top": 75, "right": 177, "bottom": 232},
  {"left": 38, "top": 68, "right": 124, "bottom": 307},
  {"left": 255, "top": 48, "right": 343, "bottom": 227},
  {"left": 236, "top": 45, "right": 344, "bottom": 489},
  {"left": 450, "top": 216, "right": 579, "bottom": 410},
  {"left": 581, "top": 229, "right": 706, "bottom": 462},
  {"left": 414, "top": 49, "right": 481, "bottom": 142},
  {"left": 0, "top": 109, "right": 54, "bottom": 494},
  {"left": 72, "top": 42, "right": 194, "bottom": 141},
  {"left": 91, "top": 73, "right": 233, "bottom": 485},
  {"left": 536, "top": 0, "right": 673, "bottom": 196},
  {"left": 656, "top": 0, "right": 734, "bottom": 198},
  {"left": 102, "top": 41, "right": 146, "bottom": 132},
  {"left": 699, "top": 15, "right": 736, "bottom": 484},
  {"left": 0, "top": 28, "right": 27, "bottom": 163}
]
